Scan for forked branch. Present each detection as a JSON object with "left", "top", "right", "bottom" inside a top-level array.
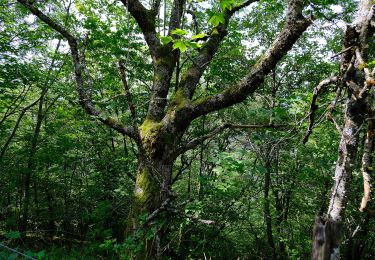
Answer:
[
  {"left": 17, "top": 0, "right": 138, "bottom": 140},
  {"left": 185, "top": 0, "right": 312, "bottom": 120}
]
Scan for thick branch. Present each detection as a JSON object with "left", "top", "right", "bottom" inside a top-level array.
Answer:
[
  {"left": 355, "top": 48, "right": 375, "bottom": 98},
  {"left": 186, "top": 0, "right": 311, "bottom": 120},
  {"left": 186, "top": 9, "right": 198, "bottom": 34},
  {"left": 168, "top": 0, "right": 186, "bottom": 34},
  {"left": 120, "top": 0, "right": 160, "bottom": 56},
  {"left": 174, "top": 0, "right": 258, "bottom": 100},
  {"left": 303, "top": 76, "right": 338, "bottom": 144},
  {"left": 152, "top": 0, "right": 162, "bottom": 13},
  {"left": 231, "top": 0, "right": 259, "bottom": 13},
  {"left": 17, "top": 0, "right": 76, "bottom": 42},
  {"left": 70, "top": 39, "right": 138, "bottom": 139},
  {"left": 146, "top": 0, "right": 186, "bottom": 120}
]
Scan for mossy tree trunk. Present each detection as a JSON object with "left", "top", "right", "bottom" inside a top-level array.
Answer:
[
  {"left": 18, "top": 0, "right": 311, "bottom": 258},
  {"left": 125, "top": 116, "right": 188, "bottom": 259}
]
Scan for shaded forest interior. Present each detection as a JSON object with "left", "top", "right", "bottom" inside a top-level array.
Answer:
[{"left": 1, "top": 0, "right": 375, "bottom": 259}]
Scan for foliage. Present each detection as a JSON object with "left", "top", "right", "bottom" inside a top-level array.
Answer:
[{"left": 0, "top": 0, "right": 374, "bottom": 259}]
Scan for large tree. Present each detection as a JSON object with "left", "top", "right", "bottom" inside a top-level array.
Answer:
[{"left": 16, "top": 0, "right": 311, "bottom": 257}]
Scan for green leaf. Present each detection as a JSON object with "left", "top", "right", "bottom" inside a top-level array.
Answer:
[
  {"left": 208, "top": 13, "right": 225, "bottom": 27},
  {"left": 173, "top": 40, "right": 187, "bottom": 52},
  {"left": 160, "top": 36, "right": 173, "bottom": 45},
  {"left": 220, "top": 0, "right": 235, "bottom": 11},
  {"left": 368, "top": 60, "right": 375, "bottom": 69},
  {"left": 171, "top": 28, "right": 188, "bottom": 36},
  {"left": 185, "top": 41, "right": 202, "bottom": 49},
  {"left": 191, "top": 33, "right": 208, "bottom": 40},
  {"left": 4, "top": 231, "right": 20, "bottom": 239}
]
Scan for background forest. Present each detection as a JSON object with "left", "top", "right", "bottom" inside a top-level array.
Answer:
[{"left": 0, "top": 0, "right": 374, "bottom": 259}]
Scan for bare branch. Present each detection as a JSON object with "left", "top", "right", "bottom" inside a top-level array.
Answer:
[
  {"left": 330, "top": 46, "right": 353, "bottom": 59},
  {"left": 0, "top": 98, "right": 40, "bottom": 161},
  {"left": 92, "top": 94, "right": 126, "bottom": 105},
  {"left": 327, "top": 113, "right": 343, "bottom": 135},
  {"left": 359, "top": 116, "right": 375, "bottom": 212},
  {"left": 17, "top": 0, "right": 76, "bottom": 42},
  {"left": 144, "top": 198, "right": 172, "bottom": 225},
  {"left": 230, "top": 0, "right": 258, "bottom": 13},
  {"left": 176, "top": 123, "right": 290, "bottom": 155},
  {"left": 0, "top": 85, "right": 30, "bottom": 127},
  {"left": 303, "top": 76, "right": 338, "bottom": 144},
  {"left": 119, "top": 60, "right": 139, "bottom": 128},
  {"left": 166, "top": 207, "right": 216, "bottom": 225},
  {"left": 171, "top": 153, "right": 196, "bottom": 184},
  {"left": 0, "top": 38, "right": 64, "bottom": 161},
  {"left": 230, "top": 123, "right": 290, "bottom": 129}
]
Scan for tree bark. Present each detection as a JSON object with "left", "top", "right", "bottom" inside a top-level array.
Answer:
[
  {"left": 125, "top": 117, "right": 182, "bottom": 258},
  {"left": 17, "top": 0, "right": 311, "bottom": 257},
  {"left": 312, "top": 1, "right": 374, "bottom": 259}
]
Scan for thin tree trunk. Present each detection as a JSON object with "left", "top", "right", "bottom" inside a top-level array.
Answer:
[
  {"left": 264, "top": 160, "right": 276, "bottom": 259},
  {"left": 46, "top": 188, "right": 55, "bottom": 239},
  {"left": 18, "top": 91, "right": 46, "bottom": 242},
  {"left": 0, "top": 99, "right": 40, "bottom": 162}
]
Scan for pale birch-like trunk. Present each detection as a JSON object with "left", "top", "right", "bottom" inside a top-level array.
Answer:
[{"left": 312, "top": 1, "right": 374, "bottom": 259}]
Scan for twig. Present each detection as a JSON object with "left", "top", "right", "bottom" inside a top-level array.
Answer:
[
  {"left": 327, "top": 113, "right": 343, "bottom": 135},
  {"left": 119, "top": 60, "right": 138, "bottom": 128},
  {"left": 177, "top": 123, "right": 289, "bottom": 155},
  {"left": 0, "top": 243, "right": 36, "bottom": 260},
  {"left": 330, "top": 46, "right": 353, "bottom": 59}
]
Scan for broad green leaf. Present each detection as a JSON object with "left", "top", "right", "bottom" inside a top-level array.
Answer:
[
  {"left": 173, "top": 40, "right": 187, "bottom": 52},
  {"left": 171, "top": 28, "right": 188, "bottom": 36},
  {"left": 191, "top": 33, "right": 208, "bottom": 40},
  {"left": 160, "top": 36, "right": 173, "bottom": 45},
  {"left": 208, "top": 13, "right": 225, "bottom": 27},
  {"left": 185, "top": 41, "right": 202, "bottom": 49},
  {"left": 220, "top": 0, "right": 235, "bottom": 11}
]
